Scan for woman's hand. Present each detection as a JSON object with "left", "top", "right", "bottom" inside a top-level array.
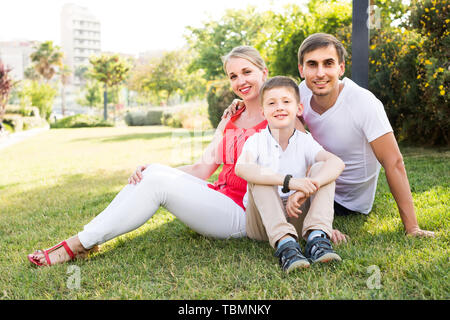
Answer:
[
  {"left": 128, "top": 164, "right": 148, "bottom": 185},
  {"left": 222, "top": 99, "right": 244, "bottom": 119},
  {"left": 286, "top": 191, "right": 307, "bottom": 218},
  {"left": 289, "top": 178, "right": 319, "bottom": 197}
]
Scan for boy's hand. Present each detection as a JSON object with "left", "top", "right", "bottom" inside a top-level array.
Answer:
[
  {"left": 222, "top": 99, "right": 244, "bottom": 119},
  {"left": 286, "top": 191, "right": 308, "bottom": 218},
  {"left": 289, "top": 178, "right": 319, "bottom": 197}
]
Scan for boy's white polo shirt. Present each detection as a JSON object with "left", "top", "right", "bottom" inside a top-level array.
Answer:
[{"left": 240, "top": 126, "right": 324, "bottom": 208}]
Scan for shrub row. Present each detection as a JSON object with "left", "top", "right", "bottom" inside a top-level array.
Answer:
[
  {"left": 124, "top": 109, "right": 163, "bottom": 126},
  {"left": 2, "top": 114, "right": 47, "bottom": 132},
  {"left": 50, "top": 114, "right": 114, "bottom": 128}
]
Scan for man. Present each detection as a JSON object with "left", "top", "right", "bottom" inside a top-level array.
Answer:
[
  {"left": 224, "top": 33, "right": 434, "bottom": 243},
  {"left": 295, "top": 33, "right": 434, "bottom": 242}
]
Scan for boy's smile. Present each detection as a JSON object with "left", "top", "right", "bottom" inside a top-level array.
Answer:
[{"left": 262, "top": 87, "right": 303, "bottom": 131}]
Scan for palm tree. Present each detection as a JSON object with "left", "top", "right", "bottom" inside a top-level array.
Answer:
[
  {"left": 58, "top": 64, "right": 72, "bottom": 116},
  {"left": 89, "top": 54, "right": 131, "bottom": 120},
  {"left": 30, "top": 41, "right": 64, "bottom": 83}
]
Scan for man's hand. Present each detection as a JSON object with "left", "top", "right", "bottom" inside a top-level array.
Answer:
[
  {"left": 406, "top": 227, "right": 435, "bottom": 238},
  {"left": 331, "top": 229, "right": 348, "bottom": 245},
  {"left": 286, "top": 191, "right": 308, "bottom": 218},
  {"left": 222, "top": 99, "right": 244, "bottom": 119}
]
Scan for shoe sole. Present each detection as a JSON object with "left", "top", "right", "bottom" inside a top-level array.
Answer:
[
  {"left": 313, "top": 252, "right": 342, "bottom": 263},
  {"left": 286, "top": 259, "right": 310, "bottom": 273}
]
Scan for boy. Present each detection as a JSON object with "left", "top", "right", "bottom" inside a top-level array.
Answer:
[{"left": 235, "top": 76, "right": 345, "bottom": 273}]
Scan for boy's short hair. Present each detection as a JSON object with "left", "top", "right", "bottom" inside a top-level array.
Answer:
[
  {"left": 260, "top": 76, "right": 300, "bottom": 104},
  {"left": 298, "top": 33, "right": 347, "bottom": 65}
]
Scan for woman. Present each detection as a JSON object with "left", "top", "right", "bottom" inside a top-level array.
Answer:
[{"left": 27, "top": 46, "right": 278, "bottom": 266}]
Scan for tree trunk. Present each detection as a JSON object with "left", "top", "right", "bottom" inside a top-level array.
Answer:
[
  {"left": 103, "top": 83, "right": 108, "bottom": 120},
  {"left": 61, "top": 86, "right": 66, "bottom": 116}
]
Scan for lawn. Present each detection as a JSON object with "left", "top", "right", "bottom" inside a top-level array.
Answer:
[{"left": 0, "top": 126, "right": 448, "bottom": 300}]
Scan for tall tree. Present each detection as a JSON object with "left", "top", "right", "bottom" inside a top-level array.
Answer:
[
  {"left": 185, "top": 7, "right": 273, "bottom": 80},
  {"left": 0, "top": 60, "right": 16, "bottom": 127},
  {"left": 88, "top": 54, "right": 131, "bottom": 120},
  {"left": 58, "top": 64, "right": 72, "bottom": 116},
  {"left": 30, "top": 41, "right": 64, "bottom": 82}
]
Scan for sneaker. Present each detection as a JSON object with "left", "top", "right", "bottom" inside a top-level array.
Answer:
[
  {"left": 305, "top": 236, "right": 342, "bottom": 263},
  {"left": 274, "top": 241, "right": 310, "bottom": 273}
]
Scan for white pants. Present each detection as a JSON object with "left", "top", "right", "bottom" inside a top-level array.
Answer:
[{"left": 78, "top": 164, "right": 246, "bottom": 249}]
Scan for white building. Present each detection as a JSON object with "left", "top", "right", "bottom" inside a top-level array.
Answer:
[
  {"left": 0, "top": 41, "right": 37, "bottom": 81},
  {"left": 60, "top": 3, "right": 101, "bottom": 85}
]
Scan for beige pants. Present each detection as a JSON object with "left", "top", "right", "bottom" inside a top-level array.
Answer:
[{"left": 245, "top": 162, "right": 335, "bottom": 248}]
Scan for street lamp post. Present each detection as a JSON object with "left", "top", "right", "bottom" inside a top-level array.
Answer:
[{"left": 352, "top": 0, "right": 370, "bottom": 89}]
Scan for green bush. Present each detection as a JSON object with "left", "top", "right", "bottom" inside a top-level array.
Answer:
[
  {"left": 369, "top": 0, "right": 449, "bottom": 146},
  {"left": 18, "top": 81, "right": 57, "bottom": 121},
  {"left": 161, "top": 103, "right": 212, "bottom": 130},
  {"left": 5, "top": 105, "right": 40, "bottom": 117},
  {"left": 3, "top": 114, "right": 23, "bottom": 132},
  {"left": 2, "top": 122, "right": 13, "bottom": 133},
  {"left": 161, "top": 109, "right": 182, "bottom": 128},
  {"left": 206, "top": 79, "right": 238, "bottom": 128},
  {"left": 22, "top": 116, "right": 48, "bottom": 130},
  {"left": 146, "top": 110, "right": 164, "bottom": 125},
  {"left": 124, "top": 109, "right": 164, "bottom": 126},
  {"left": 51, "top": 114, "right": 114, "bottom": 128}
]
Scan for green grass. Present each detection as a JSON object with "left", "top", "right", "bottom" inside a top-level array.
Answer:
[{"left": 0, "top": 126, "right": 448, "bottom": 299}]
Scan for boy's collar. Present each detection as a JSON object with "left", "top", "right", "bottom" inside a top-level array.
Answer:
[{"left": 267, "top": 126, "right": 297, "bottom": 145}]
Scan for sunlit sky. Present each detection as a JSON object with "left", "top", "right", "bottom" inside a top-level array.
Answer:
[{"left": 1, "top": 0, "right": 306, "bottom": 56}]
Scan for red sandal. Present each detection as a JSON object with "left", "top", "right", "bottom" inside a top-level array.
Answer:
[{"left": 28, "top": 240, "right": 75, "bottom": 266}]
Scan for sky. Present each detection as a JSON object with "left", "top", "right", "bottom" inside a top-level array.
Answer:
[{"left": 1, "top": 0, "right": 305, "bottom": 56}]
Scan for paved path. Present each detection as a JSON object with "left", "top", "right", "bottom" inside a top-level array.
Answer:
[{"left": 0, "top": 125, "right": 50, "bottom": 151}]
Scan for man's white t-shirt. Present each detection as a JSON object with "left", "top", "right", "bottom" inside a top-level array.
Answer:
[
  {"left": 299, "top": 77, "right": 393, "bottom": 214},
  {"left": 239, "top": 127, "right": 324, "bottom": 208}
]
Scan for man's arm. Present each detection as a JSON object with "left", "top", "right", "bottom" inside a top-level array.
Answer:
[{"left": 370, "top": 132, "right": 434, "bottom": 237}]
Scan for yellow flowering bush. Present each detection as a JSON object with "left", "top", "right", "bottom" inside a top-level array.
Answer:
[{"left": 369, "top": 0, "right": 449, "bottom": 146}]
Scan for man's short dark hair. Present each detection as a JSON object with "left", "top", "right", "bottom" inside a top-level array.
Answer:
[
  {"left": 298, "top": 33, "right": 347, "bottom": 65},
  {"left": 260, "top": 76, "right": 300, "bottom": 104}
]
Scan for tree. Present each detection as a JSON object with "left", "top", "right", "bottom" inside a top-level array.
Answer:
[
  {"left": 88, "top": 54, "right": 131, "bottom": 120},
  {"left": 74, "top": 65, "right": 89, "bottom": 86},
  {"left": 0, "top": 60, "right": 16, "bottom": 127},
  {"left": 77, "top": 80, "right": 120, "bottom": 108},
  {"left": 30, "top": 41, "right": 64, "bottom": 82},
  {"left": 58, "top": 64, "right": 72, "bottom": 116},
  {"left": 142, "top": 51, "right": 184, "bottom": 105},
  {"left": 268, "top": 1, "right": 352, "bottom": 78},
  {"left": 185, "top": 7, "right": 274, "bottom": 80},
  {"left": 19, "top": 80, "right": 57, "bottom": 121},
  {"left": 128, "top": 49, "right": 206, "bottom": 106}
]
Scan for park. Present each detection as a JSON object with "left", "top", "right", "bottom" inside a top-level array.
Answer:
[{"left": 0, "top": 0, "right": 448, "bottom": 301}]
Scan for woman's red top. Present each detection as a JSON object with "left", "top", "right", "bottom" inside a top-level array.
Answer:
[{"left": 207, "top": 107, "right": 268, "bottom": 210}]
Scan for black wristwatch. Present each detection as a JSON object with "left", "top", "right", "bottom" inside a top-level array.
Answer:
[{"left": 282, "top": 174, "right": 293, "bottom": 193}]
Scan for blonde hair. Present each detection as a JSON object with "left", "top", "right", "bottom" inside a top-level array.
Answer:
[{"left": 222, "top": 46, "right": 266, "bottom": 74}]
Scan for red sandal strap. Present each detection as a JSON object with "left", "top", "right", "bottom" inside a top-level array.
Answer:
[
  {"left": 61, "top": 241, "right": 75, "bottom": 260},
  {"left": 43, "top": 249, "right": 52, "bottom": 266},
  {"left": 42, "top": 241, "right": 75, "bottom": 265}
]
